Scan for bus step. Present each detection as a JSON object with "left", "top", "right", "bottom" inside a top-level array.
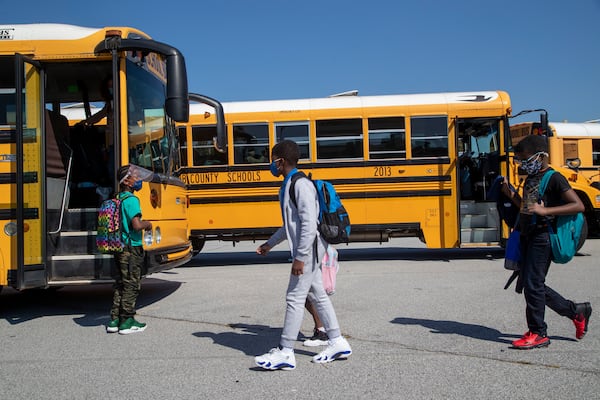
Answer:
[
  {"left": 49, "top": 255, "right": 114, "bottom": 282},
  {"left": 461, "top": 227, "right": 499, "bottom": 243},
  {"left": 47, "top": 231, "right": 98, "bottom": 255},
  {"left": 47, "top": 208, "right": 98, "bottom": 232},
  {"left": 460, "top": 214, "right": 488, "bottom": 228}
]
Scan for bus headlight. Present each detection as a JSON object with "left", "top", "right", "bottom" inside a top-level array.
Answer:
[
  {"left": 144, "top": 229, "right": 153, "bottom": 246},
  {"left": 155, "top": 226, "right": 161, "bottom": 244}
]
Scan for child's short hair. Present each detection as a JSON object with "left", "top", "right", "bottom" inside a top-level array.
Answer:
[
  {"left": 514, "top": 135, "right": 548, "bottom": 154},
  {"left": 272, "top": 140, "right": 299, "bottom": 165},
  {"left": 117, "top": 165, "right": 131, "bottom": 190}
]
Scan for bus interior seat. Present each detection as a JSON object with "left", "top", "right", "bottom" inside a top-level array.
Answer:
[
  {"left": 46, "top": 110, "right": 70, "bottom": 178},
  {"left": 45, "top": 109, "right": 71, "bottom": 210}
]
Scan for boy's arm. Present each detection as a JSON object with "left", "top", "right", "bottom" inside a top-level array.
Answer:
[
  {"left": 530, "top": 188, "right": 584, "bottom": 217},
  {"left": 131, "top": 216, "right": 152, "bottom": 232}
]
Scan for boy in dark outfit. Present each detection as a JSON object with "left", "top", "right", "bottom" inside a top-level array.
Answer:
[{"left": 502, "top": 135, "right": 592, "bottom": 349}]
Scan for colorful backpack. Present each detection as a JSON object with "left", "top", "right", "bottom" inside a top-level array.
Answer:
[{"left": 96, "top": 193, "right": 132, "bottom": 253}]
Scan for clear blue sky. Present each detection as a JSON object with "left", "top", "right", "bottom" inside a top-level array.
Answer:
[{"left": 5, "top": 0, "right": 600, "bottom": 122}]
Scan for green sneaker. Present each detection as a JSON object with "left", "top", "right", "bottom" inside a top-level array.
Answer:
[
  {"left": 106, "top": 318, "right": 120, "bottom": 333},
  {"left": 118, "top": 317, "right": 147, "bottom": 335}
]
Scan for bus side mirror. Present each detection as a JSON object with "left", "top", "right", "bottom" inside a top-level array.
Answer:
[
  {"left": 566, "top": 158, "right": 581, "bottom": 171},
  {"left": 540, "top": 112, "right": 548, "bottom": 135}
]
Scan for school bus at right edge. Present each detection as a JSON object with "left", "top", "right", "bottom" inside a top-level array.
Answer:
[{"left": 510, "top": 121, "right": 600, "bottom": 236}]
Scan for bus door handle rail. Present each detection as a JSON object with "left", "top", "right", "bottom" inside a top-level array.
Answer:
[{"left": 49, "top": 144, "right": 73, "bottom": 235}]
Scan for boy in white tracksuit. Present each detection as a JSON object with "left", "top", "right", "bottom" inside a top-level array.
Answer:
[{"left": 255, "top": 140, "right": 352, "bottom": 370}]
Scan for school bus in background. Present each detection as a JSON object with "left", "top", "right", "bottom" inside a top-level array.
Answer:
[
  {"left": 0, "top": 23, "right": 220, "bottom": 291},
  {"left": 178, "top": 90, "right": 548, "bottom": 253},
  {"left": 510, "top": 121, "right": 600, "bottom": 236}
]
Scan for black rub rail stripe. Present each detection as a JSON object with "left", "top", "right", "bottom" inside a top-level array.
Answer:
[
  {"left": 0, "top": 208, "right": 39, "bottom": 220},
  {"left": 186, "top": 175, "right": 451, "bottom": 191},
  {"left": 178, "top": 157, "right": 452, "bottom": 175},
  {"left": 189, "top": 189, "right": 451, "bottom": 205},
  {"left": 0, "top": 172, "right": 38, "bottom": 184},
  {"left": 190, "top": 223, "right": 420, "bottom": 236}
]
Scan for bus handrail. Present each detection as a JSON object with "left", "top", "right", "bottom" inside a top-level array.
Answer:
[{"left": 49, "top": 143, "right": 73, "bottom": 235}]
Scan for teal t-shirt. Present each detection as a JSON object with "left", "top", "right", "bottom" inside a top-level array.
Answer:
[{"left": 118, "top": 191, "right": 143, "bottom": 247}]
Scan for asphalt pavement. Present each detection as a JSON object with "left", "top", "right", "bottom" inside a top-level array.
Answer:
[{"left": 0, "top": 238, "right": 598, "bottom": 399}]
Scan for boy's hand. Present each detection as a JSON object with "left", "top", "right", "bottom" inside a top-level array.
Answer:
[
  {"left": 500, "top": 178, "right": 512, "bottom": 197},
  {"left": 144, "top": 221, "right": 152, "bottom": 231},
  {"left": 530, "top": 200, "right": 547, "bottom": 216},
  {"left": 291, "top": 259, "right": 304, "bottom": 276},
  {"left": 256, "top": 243, "right": 271, "bottom": 256}
]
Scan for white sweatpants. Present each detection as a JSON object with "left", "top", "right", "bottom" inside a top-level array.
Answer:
[{"left": 280, "top": 254, "right": 341, "bottom": 349}]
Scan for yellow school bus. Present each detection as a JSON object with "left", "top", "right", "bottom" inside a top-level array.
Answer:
[
  {"left": 510, "top": 121, "right": 600, "bottom": 235},
  {"left": 0, "top": 23, "right": 206, "bottom": 290},
  {"left": 178, "top": 90, "right": 536, "bottom": 252}
]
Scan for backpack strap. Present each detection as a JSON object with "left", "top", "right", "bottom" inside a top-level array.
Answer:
[
  {"left": 117, "top": 192, "right": 135, "bottom": 246},
  {"left": 537, "top": 169, "right": 556, "bottom": 200},
  {"left": 534, "top": 169, "right": 556, "bottom": 227},
  {"left": 289, "top": 171, "right": 309, "bottom": 209}
]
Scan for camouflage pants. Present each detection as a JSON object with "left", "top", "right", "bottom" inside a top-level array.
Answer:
[{"left": 110, "top": 246, "right": 145, "bottom": 322}]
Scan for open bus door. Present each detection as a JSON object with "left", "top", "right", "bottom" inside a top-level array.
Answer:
[{"left": 14, "top": 54, "right": 46, "bottom": 289}]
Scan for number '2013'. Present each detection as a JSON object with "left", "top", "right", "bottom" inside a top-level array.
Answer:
[{"left": 374, "top": 166, "right": 392, "bottom": 177}]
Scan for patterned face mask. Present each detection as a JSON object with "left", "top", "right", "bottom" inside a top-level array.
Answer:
[{"left": 516, "top": 152, "right": 545, "bottom": 175}]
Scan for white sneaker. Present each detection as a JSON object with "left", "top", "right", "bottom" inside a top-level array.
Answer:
[
  {"left": 254, "top": 348, "right": 296, "bottom": 370},
  {"left": 312, "top": 337, "right": 352, "bottom": 363}
]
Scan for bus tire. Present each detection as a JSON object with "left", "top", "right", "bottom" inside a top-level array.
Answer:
[{"left": 191, "top": 238, "right": 205, "bottom": 256}]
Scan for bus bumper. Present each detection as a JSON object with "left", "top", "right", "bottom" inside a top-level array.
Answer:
[{"left": 145, "top": 242, "right": 193, "bottom": 274}]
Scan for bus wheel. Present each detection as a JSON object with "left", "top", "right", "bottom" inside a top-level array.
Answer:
[
  {"left": 191, "top": 238, "right": 205, "bottom": 256},
  {"left": 577, "top": 217, "right": 588, "bottom": 252}
]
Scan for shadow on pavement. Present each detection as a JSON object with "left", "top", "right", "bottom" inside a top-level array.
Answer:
[
  {"left": 391, "top": 317, "right": 576, "bottom": 344},
  {"left": 0, "top": 277, "right": 181, "bottom": 327},
  {"left": 193, "top": 323, "right": 317, "bottom": 358}
]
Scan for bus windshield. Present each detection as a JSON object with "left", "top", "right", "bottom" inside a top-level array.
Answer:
[{"left": 126, "top": 57, "right": 180, "bottom": 175}]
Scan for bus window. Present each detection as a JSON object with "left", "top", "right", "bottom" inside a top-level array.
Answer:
[
  {"left": 233, "top": 123, "right": 269, "bottom": 164},
  {"left": 178, "top": 126, "right": 188, "bottom": 166},
  {"left": 593, "top": 139, "right": 600, "bottom": 166},
  {"left": 368, "top": 117, "right": 406, "bottom": 159},
  {"left": 192, "top": 125, "right": 227, "bottom": 165},
  {"left": 275, "top": 121, "right": 310, "bottom": 160},
  {"left": 316, "top": 118, "right": 363, "bottom": 160},
  {"left": 126, "top": 57, "right": 181, "bottom": 174},
  {"left": 410, "top": 116, "right": 448, "bottom": 158}
]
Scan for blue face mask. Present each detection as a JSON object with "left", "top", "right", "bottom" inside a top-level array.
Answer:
[
  {"left": 132, "top": 180, "right": 143, "bottom": 191},
  {"left": 270, "top": 158, "right": 282, "bottom": 177}
]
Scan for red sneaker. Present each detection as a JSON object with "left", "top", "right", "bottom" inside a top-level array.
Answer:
[
  {"left": 512, "top": 331, "right": 550, "bottom": 349},
  {"left": 573, "top": 302, "right": 592, "bottom": 340}
]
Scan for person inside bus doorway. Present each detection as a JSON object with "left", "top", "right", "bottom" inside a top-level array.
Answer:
[
  {"left": 501, "top": 135, "right": 592, "bottom": 349},
  {"left": 254, "top": 140, "right": 352, "bottom": 370},
  {"left": 78, "top": 76, "right": 115, "bottom": 195}
]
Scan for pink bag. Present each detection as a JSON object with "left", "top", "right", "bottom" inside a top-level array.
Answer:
[{"left": 321, "top": 245, "right": 339, "bottom": 295}]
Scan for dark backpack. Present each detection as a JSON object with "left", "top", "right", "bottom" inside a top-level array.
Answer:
[
  {"left": 538, "top": 170, "right": 585, "bottom": 264},
  {"left": 289, "top": 171, "right": 351, "bottom": 244}
]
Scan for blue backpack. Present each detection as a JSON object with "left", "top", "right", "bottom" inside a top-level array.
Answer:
[
  {"left": 538, "top": 170, "right": 585, "bottom": 264},
  {"left": 289, "top": 171, "right": 351, "bottom": 244}
]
